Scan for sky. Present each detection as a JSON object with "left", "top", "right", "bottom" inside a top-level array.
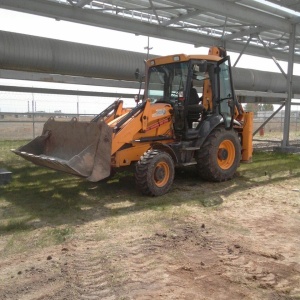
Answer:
[{"left": 0, "top": 8, "right": 299, "bottom": 113}]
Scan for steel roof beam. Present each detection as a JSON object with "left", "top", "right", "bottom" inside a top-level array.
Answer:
[
  {"left": 148, "top": 0, "right": 161, "bottom": 25},
  {"left": 76, "top": 0, "right": 93, "bottom": 8},
  {"left": 170, "top": 0, "right": 292, "bottom": 33},
  {"left": 161, "top": 9, "right": 202, "bottom": 26},
  {"left": 239, "top": 0, "right": 299, "bottom": 19},
  {"left": 223, "top": 26, "right": 265, "bottom": 41},
  {"left": 66, "top": 0, "right": 75, "bottom": 6}
]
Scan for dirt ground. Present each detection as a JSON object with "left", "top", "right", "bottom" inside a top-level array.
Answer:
[{"left": 0, "top": 171, "right": 299, "bottom": 300}]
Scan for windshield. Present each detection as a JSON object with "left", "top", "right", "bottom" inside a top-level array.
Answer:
[{"left": 146, "top": 62, "right": 189, "bottom": 104}]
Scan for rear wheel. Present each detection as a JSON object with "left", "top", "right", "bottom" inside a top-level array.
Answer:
[
  {"left": 135, "top": 149, "right": 175, "bottom": 196},
  {"left": 196, "top": 127, "right": 241, "bottom": 181}
]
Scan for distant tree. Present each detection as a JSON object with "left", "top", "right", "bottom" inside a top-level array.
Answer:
[
  {"left": 243, "top": 103, "right": 274, "bottom": 114},
  {"left": 244, "top": 103, "right": 259, "bottom": 113},
  {"left": 258, "top": 103, "right": 274, "bottom": 111}
]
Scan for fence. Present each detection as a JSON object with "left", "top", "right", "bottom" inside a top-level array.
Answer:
[
  {"left": 0, "top": 91, "right": 135, "bottom": 140},
  {"left": 252, "top": 109, "right": 300, "bottom": 141},
  {"left": 1, "top": 92, "right": 300, "bottom": 141}
]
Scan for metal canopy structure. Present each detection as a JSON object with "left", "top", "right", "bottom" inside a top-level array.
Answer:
[
  {"left": 0, "top": 0, "right": 299, "bottom": 149},
  {"left": 1, "top": 0, "right": 300, "bottom": 62}
]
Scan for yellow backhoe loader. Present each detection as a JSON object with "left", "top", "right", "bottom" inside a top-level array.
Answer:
[{"left": 12, "top": 47, "right": 253, "bottom": 196}]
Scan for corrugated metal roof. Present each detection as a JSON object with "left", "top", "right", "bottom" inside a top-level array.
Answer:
[{"left": 53, "top": 0, "right": 300, "bottom": 58}]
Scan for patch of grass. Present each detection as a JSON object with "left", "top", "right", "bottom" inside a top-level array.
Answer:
[
  {"left": 239, "top": 151, "right": 300, "bottom": 182},
  {"left": 0, "top": 219, "right": 33, "bottom": 234},
  {"left": 0, "top": 140, "right": 30, "bottom": 163},
  {"left": 1, "top": 225, "right": 75, "bottom": 256},
  {"left": 46, "top": 227, "right": 75, "bottom": 244}
]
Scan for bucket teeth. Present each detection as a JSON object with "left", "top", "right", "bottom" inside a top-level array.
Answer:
[{"left": 12, "top": 150, "right": 89, "bottom": 177}]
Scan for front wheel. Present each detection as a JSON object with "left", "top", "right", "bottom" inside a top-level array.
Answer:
[
  {"left": 195, "top": 127, "right": 241, "bottom": 181},
  {"left": 135, "top": 149, "right": 175, "bottom": 196}
]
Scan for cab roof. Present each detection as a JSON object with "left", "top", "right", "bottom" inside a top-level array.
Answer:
[{"left": 146, "top": 54, "right": 222, "bottom": 67}]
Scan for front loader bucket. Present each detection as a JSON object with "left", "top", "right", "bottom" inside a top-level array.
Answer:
[{"left": 12, "top": 117, "right": 113, "bottom": 182}]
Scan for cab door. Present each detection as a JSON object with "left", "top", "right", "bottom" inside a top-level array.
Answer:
[{"left": 217, "top": 56, "right": 235, "bottom": 129}]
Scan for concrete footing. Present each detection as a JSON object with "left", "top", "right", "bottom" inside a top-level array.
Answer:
[
  {"left": 0, "top": 169, "right": 12, "bottom": 185},
  {"left": 273, "top": 146, "right": 300, "bottom": 153}
]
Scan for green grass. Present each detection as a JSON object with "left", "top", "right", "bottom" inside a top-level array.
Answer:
[
  {"left": 239, "top": 150, "right": 300, "bottom": 181},
  {"left": 0, "top": 218, "right": 33, "bottom": 233},
  {"left": 0, "top": 139, "right": 299, "bottom": 256}
]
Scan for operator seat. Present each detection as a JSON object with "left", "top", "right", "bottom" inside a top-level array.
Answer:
[
  {"left": 189, "top": 86, "right": 200, "bottom": 105},
  {"left": 188, "top": 84, "right": 204, "bottom": 128}
]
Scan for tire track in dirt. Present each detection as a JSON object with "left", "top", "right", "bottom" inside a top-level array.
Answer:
[
  {"left": 114, "top": 222, "right": 256, "bottom": 299},
  {"left": 117, "top": 236, "right": 174, "bottom": 299},
  {"left": 210, "top": 189, "right": 300, "bottom": 299},
  {"left": 132, "top": 220, "right": 299, "bottom": 300},
  {"left": 166, "top": 223, "right": 256, "bottom": 299},
  {"left": 59, "top": 240, "right": 118, "bottom": 300}
]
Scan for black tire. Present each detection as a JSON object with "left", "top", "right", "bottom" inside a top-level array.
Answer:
[
  {"left": 135, "top": 149, "right": 175, "bottom": 196},
  {"left": 196, "top": 127, "right": 241, "bottom": 181}
]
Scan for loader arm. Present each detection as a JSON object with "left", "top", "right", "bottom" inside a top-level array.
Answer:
[{"left": 109, "top": 100, "right": 174, "bottom": 167}]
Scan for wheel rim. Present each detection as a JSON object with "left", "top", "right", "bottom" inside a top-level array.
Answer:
[
  {"left": 218, "top": 140, "right": 235, "bottom": 170},
  {"left": 154, "top": 161, "right": 170, "bottom": 187}
]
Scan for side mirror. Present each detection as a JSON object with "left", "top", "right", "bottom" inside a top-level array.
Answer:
[
  {"left": 134, "top": 68, "right": 145, "bottom": 105},
  {"left": 134, "top": 95, "right": 140, "bottom": 105},
  {"left": 134, "top": 68, "right": 140, "bottom": 80}
]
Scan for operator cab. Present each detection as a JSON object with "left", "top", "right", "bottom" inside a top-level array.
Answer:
[
  {"left": 144, "top": 53, "right": 236, "bottom": 139},
  {"left": 145, "top": 57, "right": 210, "bottom": 134}
]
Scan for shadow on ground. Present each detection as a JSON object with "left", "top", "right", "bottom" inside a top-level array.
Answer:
[{"left": 0, "top": 151, "right": 299, "bottom": 234}]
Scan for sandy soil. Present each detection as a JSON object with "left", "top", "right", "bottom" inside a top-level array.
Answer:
[{"left": 0, "top": 176, "right": 299, "bottom": 300}]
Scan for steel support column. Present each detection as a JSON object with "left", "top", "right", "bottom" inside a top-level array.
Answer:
[{"left": 282, "top": 24, "right": 296, "bottom": 148}]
